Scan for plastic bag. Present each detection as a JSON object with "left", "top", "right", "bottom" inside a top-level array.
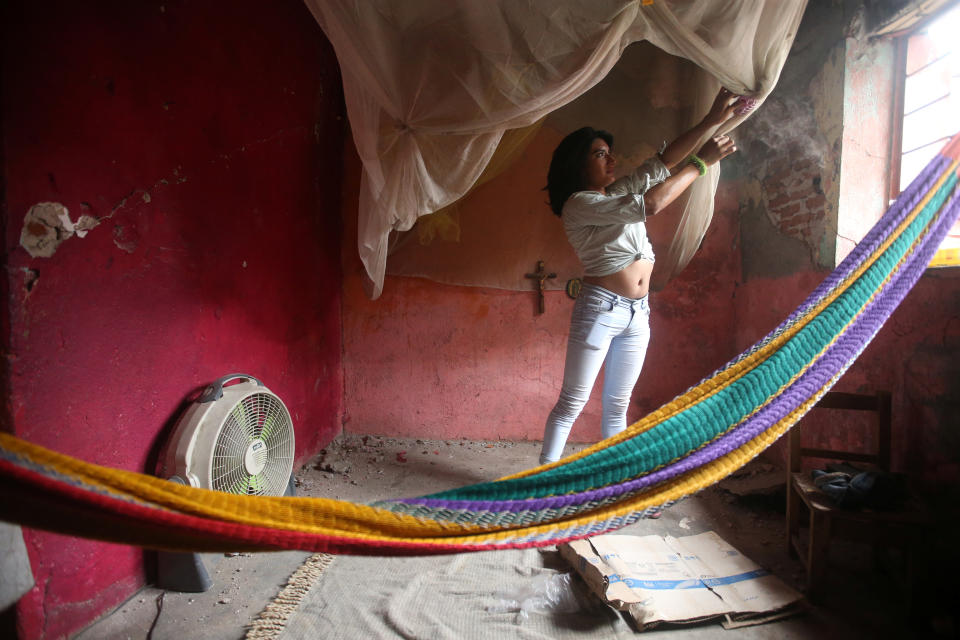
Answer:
[{"left": 487, "top": 572, "right": 582, "bottom": 624}]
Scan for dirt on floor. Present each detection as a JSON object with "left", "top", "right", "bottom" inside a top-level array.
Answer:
[{"left": 74, "top": 434, "right": 952, "bottom": 640}]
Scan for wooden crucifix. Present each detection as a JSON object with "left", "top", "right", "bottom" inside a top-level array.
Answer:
[{"left": 524, "top": 260, "right": 556, "bottom": 315}]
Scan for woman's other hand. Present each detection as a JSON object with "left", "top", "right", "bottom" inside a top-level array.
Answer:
[
  {"left": 646, "top": 133, "right": 737, "bottom": 214},
  {"left": 697, "top": 134, "right": 737, "bottom": 165},
  {"left": 701, "top": 88, "right": 738, "bottom": 128}
]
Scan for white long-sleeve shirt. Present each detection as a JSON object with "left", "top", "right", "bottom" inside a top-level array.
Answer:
[{"left": 561, "top": 155, "right": 671, "bottom": 276}]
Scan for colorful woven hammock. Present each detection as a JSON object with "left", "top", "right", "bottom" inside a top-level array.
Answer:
[{"left": 2, "top": 136, "right": 959, "bottom": 556}]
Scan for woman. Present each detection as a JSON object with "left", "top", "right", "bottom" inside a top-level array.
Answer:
[{"left": 539, "top": 88, "right": 740, "bottom": 465}]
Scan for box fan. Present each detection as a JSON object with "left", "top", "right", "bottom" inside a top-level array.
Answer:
[
  {"left": 160, "top": 373, "right": 295, "bottom": 496},
  {"left": 155, "top": 374, "right": 296, "bottom": 592}
]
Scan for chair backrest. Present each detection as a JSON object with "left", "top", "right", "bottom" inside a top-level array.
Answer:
[{"left": 787, "top": 391, "right": 892, "bottom": 474}]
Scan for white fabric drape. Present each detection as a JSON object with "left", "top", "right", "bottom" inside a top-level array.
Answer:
[{"left": 304, "top": 0, "right": 808, "bottom": 298}]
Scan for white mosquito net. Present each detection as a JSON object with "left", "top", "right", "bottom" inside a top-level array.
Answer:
[{"left": 304, "top": 0, "right": 808, "bottom": 298}]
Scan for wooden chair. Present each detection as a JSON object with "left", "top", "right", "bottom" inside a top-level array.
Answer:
[{"left": 785, "top": 391, "right": 928, "bottom": 602}]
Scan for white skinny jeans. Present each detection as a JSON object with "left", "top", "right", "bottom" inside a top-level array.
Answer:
[{"left": 540, "top": 283, "right": 651, "bottom": 464}]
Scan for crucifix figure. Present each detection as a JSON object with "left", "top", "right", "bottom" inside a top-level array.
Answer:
[{"left": 524, "top": 260, "right": 557, "bottom": 315}]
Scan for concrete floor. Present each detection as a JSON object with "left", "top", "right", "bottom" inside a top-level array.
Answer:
[{"left": 75, "top": 435, "right": 936, "bottom": 639}]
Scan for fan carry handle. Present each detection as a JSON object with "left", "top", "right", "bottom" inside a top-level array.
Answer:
[{"left": 199, "top": 373, "right": 264, "bottom": 403}]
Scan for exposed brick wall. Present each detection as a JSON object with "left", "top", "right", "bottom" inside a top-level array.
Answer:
[
  {"left": 736, "top": 89, "right": 839, "bottom": 270},
  {"left": 762, "top": 151, "right": 830, "bottom": 252}
]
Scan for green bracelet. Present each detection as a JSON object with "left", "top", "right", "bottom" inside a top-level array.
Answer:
[{"left": 688, "top": 154, "right": 707, "bottom": 176}]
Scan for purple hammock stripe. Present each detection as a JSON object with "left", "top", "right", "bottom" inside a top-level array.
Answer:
[
  {"left": 535, "top": 153, "right": 953, "bottom": 487},
  {"left": 672, "top": 181, "right": 960, "bottom": 473},
  {"left": 746, "top": 155, "right": 948, "bottom": 350},
  {"left": 392, "top": 162, "right": 960, "bottom": 515},
  {"left": 528, "top": 153, "right": 953, "bottom": 485},
  {"left": 397, "top": 187, "right": 959, "bottom": 516},
  {"left": 700, "top": 154, "right": 949, "bottom": 387}
]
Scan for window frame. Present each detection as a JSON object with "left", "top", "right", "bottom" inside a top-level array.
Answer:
[{"left": 887, "top": 6, "right": 960, "bottom": 268}]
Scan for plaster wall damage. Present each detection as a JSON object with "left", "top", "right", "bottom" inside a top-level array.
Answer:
[{"left": 19, "top": 202, "right": 99, "bottom": 258}]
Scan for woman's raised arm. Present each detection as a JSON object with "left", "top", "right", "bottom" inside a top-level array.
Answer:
[
  {"left": 644, "top": 134, "right": 737, "bottom": 216},
  {"left": 658, "top": 88, "right": 738, "bottom": 171}
]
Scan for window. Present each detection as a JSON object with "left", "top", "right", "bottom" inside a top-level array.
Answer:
[{"left": 895, "top": 3, "right": 960, "bottom": 266}]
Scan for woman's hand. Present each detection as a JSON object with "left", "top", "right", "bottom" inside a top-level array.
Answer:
[
  {"left": 701, "top": 88, "right": 738, "bottom": 128},
  {"left": 697, "top": 134, "right": 737, "bottom": 165},
  {"left": 661, "top": 88, "right": 739, "bottom": 171}
]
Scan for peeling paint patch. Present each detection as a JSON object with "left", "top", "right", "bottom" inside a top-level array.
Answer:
[
  {"left": 22, "top": 268, "right": 39, "bottom": 293},
  {"left": 112, "top": 224, "right": 139, "bottom": 253},
  {"left": 19, "top": 203, "right": 100, "bottom": 258},
  {"left": 74, "top": 216, "right": 98, "bottom": 238}
]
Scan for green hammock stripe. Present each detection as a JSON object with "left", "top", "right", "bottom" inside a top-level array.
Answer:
[{"left": 433, "top": 172, "right": 957, "bottom": 502}]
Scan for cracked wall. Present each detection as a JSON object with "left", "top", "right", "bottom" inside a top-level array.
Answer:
[
  {"left": 735, "top": 0, "right": 897, "bottom": 275},
  {"left": 734, "top": 0, "right": 849, "bottom": 275},
  {"left": 1, "top": 1, "right": 347, "bottom": 638},
  {"left": 732, "top": 1, "right": 960, "bottom": 492},
  {"left": 19, "top": 202, "right": 99, "bottom": 258}
]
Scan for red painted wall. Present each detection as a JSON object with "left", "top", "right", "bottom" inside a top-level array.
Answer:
[
  {"left": 3, "top": 0, "right": 957, "bottom": 637},
  {"left": 1, "top": 1, "right": 345, "bottom": 638}
]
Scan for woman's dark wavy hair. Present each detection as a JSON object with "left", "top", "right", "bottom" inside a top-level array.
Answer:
[{"left": 545, "top": 126, "right": 613, "bottom": 217}]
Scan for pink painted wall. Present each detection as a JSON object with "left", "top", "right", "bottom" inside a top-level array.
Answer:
[
  {"left": 833, "top": 273, "right": 960, "bottom": 485},
  {"left": 735, "top": 256, "right": 960, "bottom": 487},
  {"left": 339, "top": 0, "right": 960, "bottom": 498},
  {"left": 732, "top": 4, "right": 960, "bottom": 488},
  {"left": 1, "top": 1, "right": 345, "bottom": 638},
  {"left": 340, "top": 142, "right": 743, "bottom": 446}
]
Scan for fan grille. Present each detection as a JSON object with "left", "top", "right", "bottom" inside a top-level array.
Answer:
[{"left": 210, "top": 392, "right": 294, "bottom": 496}]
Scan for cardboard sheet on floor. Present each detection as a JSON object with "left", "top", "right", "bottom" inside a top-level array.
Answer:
[{"left": 560, "top": 531, "right": 803, "bottom": 630}]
